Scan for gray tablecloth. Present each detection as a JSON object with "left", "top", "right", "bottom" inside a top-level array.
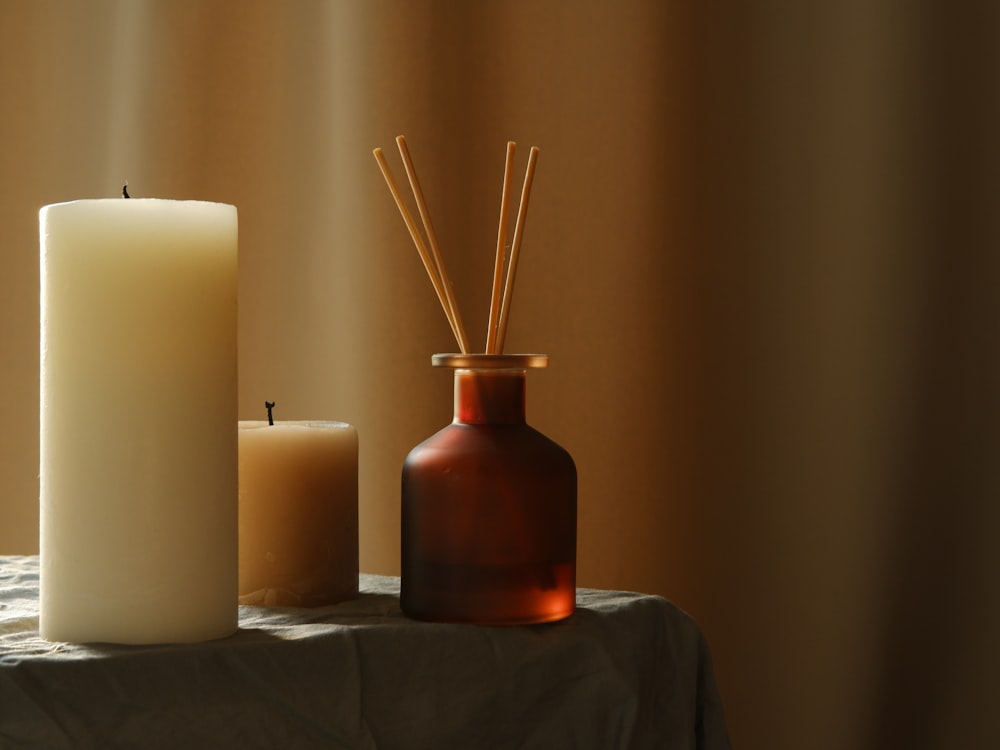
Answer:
[{"left": 0, "top": 556, "right": 729, "bottom": 749}]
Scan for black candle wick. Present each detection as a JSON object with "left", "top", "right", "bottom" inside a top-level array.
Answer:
[
  {"left": 122, "top": 182, "right": 130, "bottom": 199},
  {"left": 265, "top": 401, "right": 275, "bottom": 426}
]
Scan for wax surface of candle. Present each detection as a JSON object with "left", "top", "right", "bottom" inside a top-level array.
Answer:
[
  {"left": 39, "top": 198, "right": 238, "bottom": 644},
  {"left": 238, "top": 421, "right": 359, "bottom": 607}
]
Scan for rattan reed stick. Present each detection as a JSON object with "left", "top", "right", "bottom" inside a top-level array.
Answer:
[
  {"left": 486, "top": 141, "right": 517, "bottom": 353},
  {"left": 372, "top": 147, "right": 468, "bottom": 352},
  {"left": 496, "top": 146, "right": 540, "bottom": 353}
]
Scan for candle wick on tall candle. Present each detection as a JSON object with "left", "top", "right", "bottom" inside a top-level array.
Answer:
[
  {"left": 122, "top": 182, "right": 130, "bottom": 199},
  {"left": 265, "top": 401, "right": 275, "bottom": 426}
]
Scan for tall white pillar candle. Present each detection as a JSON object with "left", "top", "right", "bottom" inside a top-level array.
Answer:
[
  {"left": 39, "top": 198, "right": 238, "bottom": 644},
  {"left": 238, "top": 421, "right": 359, "bottom": 607}
]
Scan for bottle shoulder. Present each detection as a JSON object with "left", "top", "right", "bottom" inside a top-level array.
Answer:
[{"left": 404, "top": 422, "right": 575, "bottom": 470}]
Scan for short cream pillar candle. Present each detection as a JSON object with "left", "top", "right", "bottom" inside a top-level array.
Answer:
[
  {"left": 39, "top": 198, "right": 238, "bottom": 644},
  {"left": 238, "top": 420, "right": 359, "bottom": 606}
]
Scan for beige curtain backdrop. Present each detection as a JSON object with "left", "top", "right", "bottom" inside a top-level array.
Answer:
[{"left": 1, "top": 2, "right": 997, "bottom": 748}]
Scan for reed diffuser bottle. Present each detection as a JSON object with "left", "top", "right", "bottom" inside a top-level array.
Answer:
[
  {"left": 401, "top": 354, "right": 576, "bottom": 624},
  {"left": 374, "top": 136, "right": 574, "bottom": 622}
]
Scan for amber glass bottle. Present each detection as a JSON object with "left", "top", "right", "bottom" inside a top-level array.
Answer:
[{"left": 401, "top": 354, "right": 577, "bottom": 624}]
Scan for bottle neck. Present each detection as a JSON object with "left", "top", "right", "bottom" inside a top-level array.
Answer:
[{"left": 454, "top": 369, "right": 527, "bottom": 424}]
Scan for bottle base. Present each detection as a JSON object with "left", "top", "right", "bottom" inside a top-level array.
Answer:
[{"left": 400, "top": 560, "right": 575, "bottom": 625}]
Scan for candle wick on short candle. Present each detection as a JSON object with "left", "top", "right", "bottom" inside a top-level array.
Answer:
[
  {"left": 265, "top": 401, "right": 275, "bottom": 426},
  {"left": 122, "top": 182, "right": 130, "bottom": 199}
]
